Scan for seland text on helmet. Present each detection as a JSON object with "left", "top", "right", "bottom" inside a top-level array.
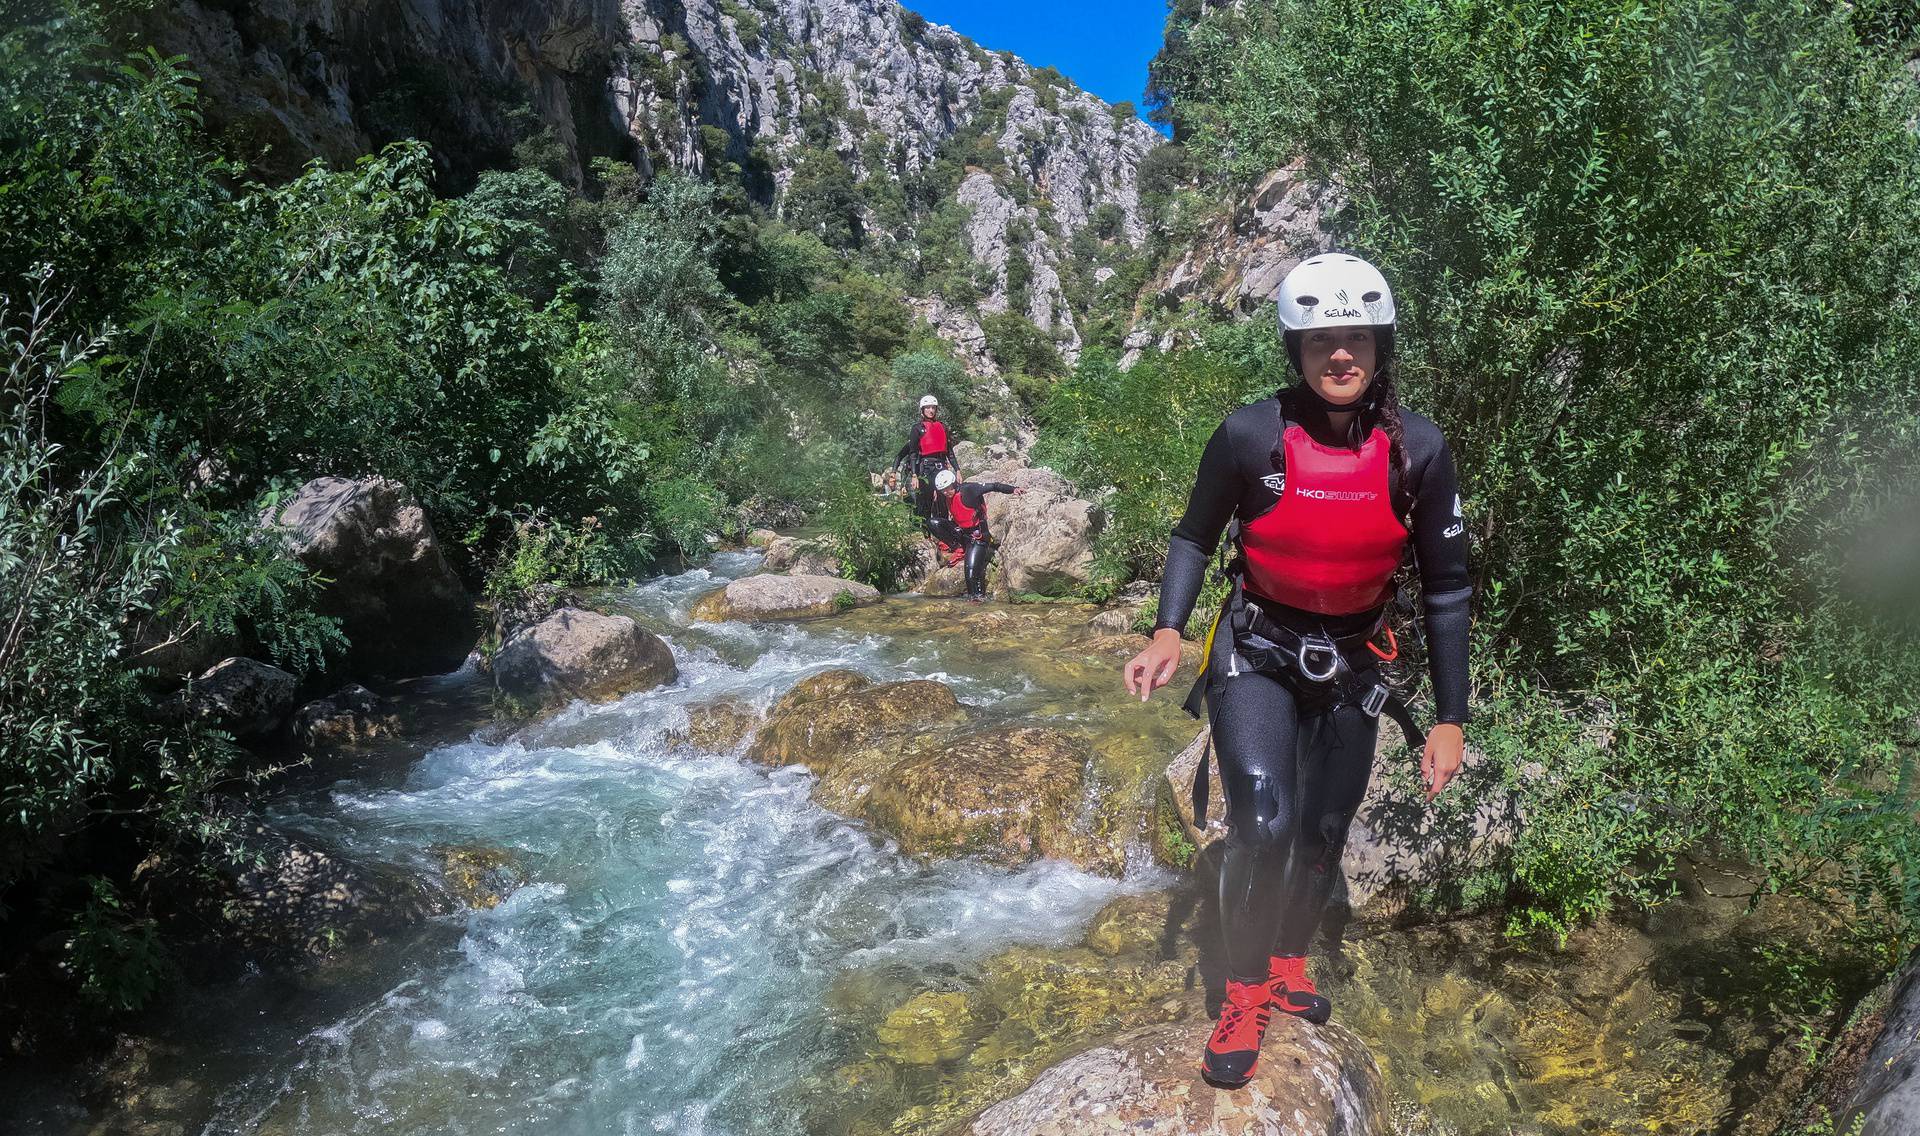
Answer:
[
  {"left": 919, "top": 394, "right": 940, "bottom": 410},
  {"left": 933, "top": 469, "right": 957, "bottom": 492},
  {"left": 1276, "top": 254, "right": 1395, "bottom": 332},
  {"left": 1275, "top": 253, "right": 1397, "bottom": 379}
]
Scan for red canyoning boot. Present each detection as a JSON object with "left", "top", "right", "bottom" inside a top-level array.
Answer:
[
  {"left": 1268, "top": 954, "right": 1332, "bottom": 1024},
  {"left": 1200, "top": 976, "right": 1278, "bottom": 1087}
]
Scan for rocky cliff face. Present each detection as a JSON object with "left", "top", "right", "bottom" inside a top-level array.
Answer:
[{"left": 141, "top": 0, "right": 1165, "bottom": 370}]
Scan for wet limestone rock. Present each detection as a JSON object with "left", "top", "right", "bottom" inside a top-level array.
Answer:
[
  {"left": 434, "top": 844, "right": 528, "bottom": 910},
  {"left": 762, "top": 535, "right": 841, "bottom": 577},
  {"left": 263, "top": 476, "right": 475, "bottom": 677},
  {"left": 494, "top": 607, "right": 678, "bottom": 712},
  {"left": 746, "top": 670, "right": 964, "bottom": 772},
  {"left": 1152, "top": 727, "right": 1227, "bottom": 870},
  {"left": 677, "top": 697, "right": 760, "bottom": 752},
  {"left": 856, "top": 726, "right": 1120, "bottom": 874},
  {"left": 977, "top": 465, "right": 1101, "bottom": 595},
  {"left": 186, "top": 657, "right": 297, "bottom": 739},
  {"left": 1840, "top": 952, "right": 1920, "bottom": 1136},
  {"left": 690, "top": 574, "right": 881, "bottom": 622},
  {"left": 745, "top": 528, "right": 779, "bottom": 548},
  {"left": 214, "top": 821, "right": 448, "bottom": 957},
  {"left": 899, "top": 540, "right": 967, "bottom": 596},
  {"left": 292, "top": 683, "right": 403, "bottom": 751},
  {"left": 963, "top": 1017, "right": 1387, "bottom": 1136}
]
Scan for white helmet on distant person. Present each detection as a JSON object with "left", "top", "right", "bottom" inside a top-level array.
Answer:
[
  {"left": 933, "top": 470, "right": 957, "bottom": 492},
  {"left": 919, "top": 394, "right": 940, "bottom": 409},
  {"left": 1275, "top": 254, "right": 1396, "bottom": 333}
]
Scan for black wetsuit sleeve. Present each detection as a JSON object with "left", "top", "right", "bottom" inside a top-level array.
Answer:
[
  {"left": 980, "top": 482, "right": 1017, "bottom": 495},
  {"left": 894, "top": 422, "right": 923, "bottom": 470},
  {"left": 1153, "top": 419, "right": 1243, "bottom": 635},
  {"left": 1407, "top": 434, "right": 1472, "bottom": 724}
]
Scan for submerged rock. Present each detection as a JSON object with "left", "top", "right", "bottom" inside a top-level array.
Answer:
[
  {"left": 263, "top": 475, "right": 475, "bottom": 678},
  {"left": 676, "top": 697, "right": 761, "bottom": 752},
  {"left": 186, "top": 657, "right": 297, "bottom": 739},
  {"left": 434, "top": 844, "right": 528, "bottom": 910},
  {"left": 963, "top": 1017, "right": 1387, "bottom": 1136},
  {"left": 494, "top": 607, "right": 678, "bottom": 712},
  {"left": 292, "top": 683, "right": 403, "bottom": 752},
  {"left": 691, "top": 574, "right": 881, "bottom": 622},
  {"left": 745, "top": 670, "right": 963, "bottom": 771}
]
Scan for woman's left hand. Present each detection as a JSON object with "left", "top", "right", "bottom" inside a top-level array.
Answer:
[{"left": 1421, "top": 723, "right": 1464, "bottom": 801}]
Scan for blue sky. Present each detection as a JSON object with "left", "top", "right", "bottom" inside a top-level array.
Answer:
[{"left": 903, "top": 1, "right": 1171, "bottom": 132}]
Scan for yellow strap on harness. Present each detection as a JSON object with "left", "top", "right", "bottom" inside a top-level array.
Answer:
[{"left": 1195, "top": 604, "right": 1225, "bottom": 678}]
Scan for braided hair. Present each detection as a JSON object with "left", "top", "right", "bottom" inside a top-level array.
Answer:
[{"left": 1276, "top": 326, "right": 1407, "bottom": 476}]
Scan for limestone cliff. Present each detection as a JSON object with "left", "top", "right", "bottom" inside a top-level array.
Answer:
[{"left": 138, "top": 0, "right": 1166, "bottom": 369}]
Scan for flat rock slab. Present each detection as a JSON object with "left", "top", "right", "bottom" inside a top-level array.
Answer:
[
  {"left": 965, "top": 1017, "right": 1387, "bottom": 1136},
  {"left": 746, "top": 670, "right": 963, "bottom": 771},
  {"left": 691, "top": 574, "right": 881, "bottom": 621}
]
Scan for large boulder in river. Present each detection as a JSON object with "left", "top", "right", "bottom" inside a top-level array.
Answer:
[
  {"left": 746, "top": 670, "right": 964, "bottom": 771},
  {"left": 971, "top": 461, "right": 1101, "bottom": 595},
  {"left": 212, "top": 821, "right": 447, "bottom": 957},
  {"left": 185, "top": 657, "right": 296, "bottom": 739},
  {"left": 691, "top": 574, "right": 880, "bottom": 622},
  {"left": 963, "top": 1017, "right": 1387, "bottom": 1136},
  {"left": 263, "top": 476, "right": 475, "bottom": 677},
  {"left": 292, "top": 683, "right": 403, "bottom": 752},
  {"left": 762, "top": 535, "right": 841, "bottom": 577},
  {"left": 494, "top": 607, "right": 677, "bottom": 711},
  {"left": 848, "top": 726, "right": 1122, "bottom": 875}
]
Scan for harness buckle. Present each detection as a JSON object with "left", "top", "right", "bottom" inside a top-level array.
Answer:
[
  {"left": 1360, "top": 683, "right": 1389, "bottom": 718},
  {"left": 1296, "top": 634, "right": 1341, "bottom": 683}
]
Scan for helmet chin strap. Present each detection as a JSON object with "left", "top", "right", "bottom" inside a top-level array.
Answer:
[{"left": 1287, "top": 378, "right": 1378, "bottom": 447}]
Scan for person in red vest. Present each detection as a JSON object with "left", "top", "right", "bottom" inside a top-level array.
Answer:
[
  {"left": 1120, "top": 254, "right": 1471, "bottom": 1088},
  {"left": 928, "top": 469, "right": 1024, "bottom": 602},
  {"left": 892, "top": 394, "right": 958, "bottom": 526}
]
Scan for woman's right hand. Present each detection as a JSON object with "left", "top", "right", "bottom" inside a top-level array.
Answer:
[{"left": 1123, "top": 628, "right": 1185, "bottom": 702}]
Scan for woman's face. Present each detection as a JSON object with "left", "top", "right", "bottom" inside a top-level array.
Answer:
[
  {"left": 1300, "top": 326, "right": 1377, "bottom": 406},
  {"left": 922, "top": 404, "right": 938, "bottom": 418}
]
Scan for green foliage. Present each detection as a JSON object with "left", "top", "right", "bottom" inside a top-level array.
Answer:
[
  {"left": 65, "top": 876, "right": 173, "bottom": 1012},
  {"left": 980, "top": 311, "right": 1063, "bottom": 378},
  {"left": 1147, "top": 0, "right": 1920, "bottom": 941},
  {"left": 819, "top": 482, "right": 922, "bottom": 592}
]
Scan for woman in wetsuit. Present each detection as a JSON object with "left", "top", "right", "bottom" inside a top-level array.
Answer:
[
  {"left": 927, "top": 469, "right": 1024, "bottom": 602},
  {"left": 1121, "top": 254, "right": 1471, "bottom": 1088},
  {"left": 893, "top": 394, "right": 958, "bottom": 525}
]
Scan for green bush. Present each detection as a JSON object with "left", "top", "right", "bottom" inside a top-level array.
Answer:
[
  {"left": 1139, "top": 0, "right": 1920, "bottom": 940},
  {"left": 819, "top": 482, "right": 923, "bottom": 592}
]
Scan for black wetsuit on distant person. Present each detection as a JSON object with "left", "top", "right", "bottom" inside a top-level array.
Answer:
[
  {"left": 1153, "top": 387, "right": 1471, "bottom": 982},
  {"left": 930, "top": 481, "right": 1017, "bottom": 599}
]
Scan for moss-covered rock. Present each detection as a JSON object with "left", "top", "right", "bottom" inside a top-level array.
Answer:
[
  {"left": 745, "top": 671, "right": 965, "bottom": 772},
  {"left": 433, "top": 844, "right": 527, "bottom": 910},
  {"left": 676, "top": 698, "right": 760, "bottom": 752},
  {"left": 852, "top": 726, "right": 1121, "bottom": 875},
  {"left": 875, "top": 991, "right": 978, "bottom": 1066}
]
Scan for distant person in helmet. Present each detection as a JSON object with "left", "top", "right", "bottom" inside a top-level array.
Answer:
[
  {"left": 1120, "top": 254, "right": 1471, "bottom": 1088},
  {"left": 893, "top": 394, "right": 958, "bottom": 526},
  {"left": 927, "top": 469, "right": 1024, "bottom": 602}
]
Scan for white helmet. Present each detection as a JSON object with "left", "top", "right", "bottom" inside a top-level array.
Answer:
[
  {"left": 918, "top": 394, "right": 939, "bottom": 409},
  {"left": 933, "top": 470, "right": 957, "bottom": 491},
  {"left": 1275, "top": 254, "right": 1396, "bottom": 333}
]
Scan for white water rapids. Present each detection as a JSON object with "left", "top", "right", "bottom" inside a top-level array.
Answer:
[{"left": 179, "top": 553, "right": 1161, "bottom": 1135}]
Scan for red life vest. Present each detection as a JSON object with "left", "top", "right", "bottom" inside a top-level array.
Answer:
[
  {"left": 918, "top": 420, "right": 949, "bottom": 456},
  {"left": 947, "top": 487, "right": 981, "bottom": 529},
  {"left": 1242, "top": 425, "right": 1408, "bottom": 615}
]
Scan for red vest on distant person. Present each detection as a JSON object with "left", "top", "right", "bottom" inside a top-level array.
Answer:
[
  {"left": 947, "top": 488, "right": 981, "bottom": 529},
  {"left": 1241, "top": 426, "right": 1408, "bottom": 615},
  {"left": 918, "top": 420, "right": 949, "bottom": 456}
]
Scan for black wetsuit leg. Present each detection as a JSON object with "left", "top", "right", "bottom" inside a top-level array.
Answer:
[
  {"left": 962, "top": 530, "right": 992, "bottom": 597},
  {"left": 927, "top": 517, "right": 965, "bottom": 549},
  {"left": 1207, "top": 667, "right": 1378, "bottom": 979},
  {"left": 912, "top": 456, "right": 947, "bottom": 521},
  {"left": 1273, "top": 692, "right": 1379, "bottom": 956}
]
